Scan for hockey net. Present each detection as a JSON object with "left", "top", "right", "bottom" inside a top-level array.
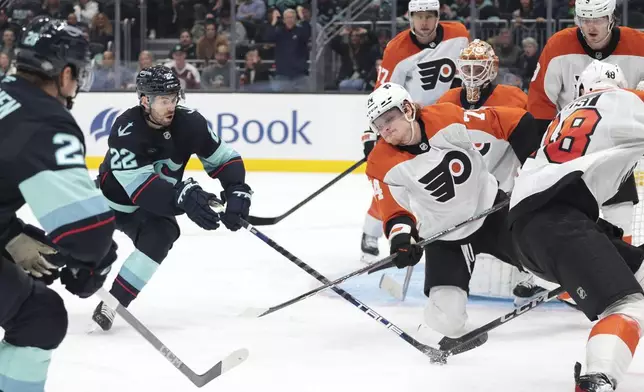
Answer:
[{"left": 470, "top": 164, "right": 644, "bottom": 299}]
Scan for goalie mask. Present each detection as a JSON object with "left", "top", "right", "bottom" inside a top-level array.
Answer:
[{"left": 457, "top": 39, "right": 499, "bottom": 104}]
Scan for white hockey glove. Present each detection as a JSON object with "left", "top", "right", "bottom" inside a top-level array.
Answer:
[
  {"left": 5, "top": 226, "right": 58, "bottom": 278},
  {"left": 636, "top": 81, "right": 644, "bottom": 91}
]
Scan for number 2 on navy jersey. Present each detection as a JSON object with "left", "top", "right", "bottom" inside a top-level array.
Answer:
[{"left": 543, "top": 108, "right": 601, "bottom": 164}]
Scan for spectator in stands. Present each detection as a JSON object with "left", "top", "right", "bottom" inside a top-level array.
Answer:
[
  {"left": 89, "top": 12, "right": 114, "bottom": 53},
  {"left": 67, "top": 12, "right": 79, "bottom": 27},
  {"left": 218, "top": 8, "right": 248, "bottom": 44},
  {"left": 73, "top": 0, "right": 98, "bottom": 26},
  {"left": 517, "top": 36, "right": 539, "bottom": 90},
  {"left": 489, "top": 28, "right": 521, "bottom": 70},
  {"left": 170, "top": 29, "right": 197, "bottom": 60},
  {"left": 173, "top": 0, "right": 200, "bottom": 33},
  {"left": 165, "top": 44, "right": 201, "bottom": 89},
  {"left": 264, "top": 7, "right": 311, "bottom": 92},
  {"left": 0, "top": 9, "right": 9, "bottom": 33},
  {"left": 317, "top": 0, "right": 341, "bottom": 26},
  {"left": 90, "top": 50, "right": 131, "bottom": 90},
  {"left": 364, "top": 58, "right": 382, "bottom": 91},
  {"left": 6, "top": 1, "right": 39, "bottom": 27},
  {"left": 0, "top": 29, "right": 16, "bottom": 60},
  {"left": 268, "top": 0, "right": 307, "bottom": 14},
  {"left": 202, "top": 43, "right": 232, "bottom": 89},
  {"left": 0, "top": 52, "right": 15, "bottom": 76},
  {"left": 42, "top": 0, "right": 73, "bottom": 19},
  {"left": 512, "top": 0, "right": 546, "bottom": 23},
  {"left": 239, "top": 48, "right": 271, "bottom": 91},
  {"left": 331, "top": 26, "right": 377, "bottom": 91},
  {"left": 197, "top": 20, "right": 227, "bottom": 63},
  {"left": 237, "top": 0, "right": 266, "bottom": 24},
  {"left": 371, "top": 29, "right": 389, "bottom": 63},
  {"left": 126, "top": 50, "right": 156, "bottom": 89}
]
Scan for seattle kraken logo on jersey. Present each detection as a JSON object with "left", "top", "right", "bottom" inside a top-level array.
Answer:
[
  {"left": 417, "top": 58, "right": 456, "bottom": 91},
  {"left": 418, "top": 151, "right": 472, "bottom": 202}
]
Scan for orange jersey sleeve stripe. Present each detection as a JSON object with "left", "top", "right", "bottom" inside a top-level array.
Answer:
[
  {"left": 589, "top": 314, "right": 641, "bottom": 356},
  {"left": 375, "top": 30, "right": 417, "bottom": 89}
]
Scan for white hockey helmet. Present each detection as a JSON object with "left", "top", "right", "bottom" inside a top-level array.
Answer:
[
  {"left": 575, "top": 0, "right": 616, "bottom": 19},
  {"left": 576, "top": 60, "right": 626, "bottom": 99},
  {"left": 366, "top": 82, "right": 415, "bottom": 134},
  {"left": 408, "top": 0, "right": 440, "bottom": 35},
  {"left": 408, "top": 0, "right": 440, "bottom": 13}
]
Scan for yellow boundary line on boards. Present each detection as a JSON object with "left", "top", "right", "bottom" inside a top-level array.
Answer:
[{"left": 85, "top": 157, "right": 367, "bottom": 174}]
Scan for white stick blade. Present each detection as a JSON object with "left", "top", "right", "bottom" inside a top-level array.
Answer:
[
  {"left": 238, "top": 307, "right": 269, "bottom": 318},
  {"left": 221, "top": 348, "right": 250, "bottom": 373},
  {"left": 379, "top": 274, "right": 404, "bottom": 300}
]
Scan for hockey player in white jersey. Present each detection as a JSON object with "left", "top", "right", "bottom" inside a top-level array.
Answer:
[
  {"left": 365, "top": 82, "right": 541, "bottom": 351},
  {"left": 359, "top": 0, "right": 469, "bottom": 262},
  {"left": 528, "top": 0, "right": 644, "bottom": 247},
  {"left": 510, "top": 61, "right": 644, "bottom": 391}
]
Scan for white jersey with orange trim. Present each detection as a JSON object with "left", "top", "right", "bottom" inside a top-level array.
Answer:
[
  {"left": 366, "top": 103, "right": 539, "bottom": 241},
  {"left": 528, "top": 27, "right": 644, "bottom": 124},
  {"left": 437, "top": 84, "right": 527, "bottom": 191},
  {"left": 510, "top": 88, "right": 644, "bottom": 222},
  {"left": 376, "top": 22, "right": 469, "bottom": 106}
]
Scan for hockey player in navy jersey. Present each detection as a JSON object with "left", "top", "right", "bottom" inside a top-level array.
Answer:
[
  {"left": 0, "top": 16, "right": 117, "bottom": 392},
  {"left": 91, "top": 65, "right": 252, "bottom": 331}
]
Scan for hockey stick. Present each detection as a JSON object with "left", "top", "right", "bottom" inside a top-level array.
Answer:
[
  {"left": 437, "top": 286, "right": 565, "bottom": 353},
  {"left": 207, "top": 201, "right": 447, "bottom": 363},
  {"left": 96, "top": 288, "right": 249, "bottom": 387},
  {"left": 247, "top": 158, "right": 366, "bottom": 226},
  {"left": 379, "top": 265, "right": 414, "bottom": 301},
  {"left": 254, "top": 196, "right": 511, "bottom": 315}
]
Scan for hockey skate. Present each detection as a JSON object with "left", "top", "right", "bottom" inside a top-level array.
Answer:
[
  {"left": 512, "top": 275, "right": 547, "bottom": 307},
  {"left": 574, "top": 362, "right": 615, "bottom": 392},
  {"left": 360, "top": 233, "right": 379, "bottom": 264},
  {"left": 92, "top": 301, "right": 116, "bottom": 332}
]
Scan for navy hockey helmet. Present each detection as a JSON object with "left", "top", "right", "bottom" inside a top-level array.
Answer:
[
  {"left": 16, "top": 15, "right": 92, "bottom": 90},
  {"left": 136, "top": 65, "right": 184, "bottom": 100}
]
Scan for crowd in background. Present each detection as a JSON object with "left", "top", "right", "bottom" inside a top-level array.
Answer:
[{"left": 0, "top": 0, "right": 643, "bottom": 91}]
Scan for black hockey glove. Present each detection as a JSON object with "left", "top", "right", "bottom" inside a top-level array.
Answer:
[
  {"left": 59, "top": 240, "right": 118, "bottom": 298},
  {"left": 389, "top": 224, "right": 423, "bottom": 269},
  {"left": 220, "top": 184, "right": 253, "bottom": 231},
  {"left": 362, "top": 130, "right": 378, "bottom": 158},
  {"left": 175, "top": 178, "right": 221, "bottom": 230}
]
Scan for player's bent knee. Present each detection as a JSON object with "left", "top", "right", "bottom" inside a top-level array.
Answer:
[
  {"left": 3, "top": 285, "right": 67, "bottom": 350},
  {"left": 424, "top": 286, "right": 468, "bottom": 337},
  {"left": 137, "top": 217, "right": 180, "bottom": 262},
  {"left": 602, "top": 293, "right": 644, "bottom": 329}
]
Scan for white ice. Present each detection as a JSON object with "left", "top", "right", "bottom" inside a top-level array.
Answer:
[{"left": 7, "top": 171, "right": 644, "bottom": 391}]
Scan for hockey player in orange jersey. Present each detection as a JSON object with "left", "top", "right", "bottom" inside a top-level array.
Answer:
[
  {"left": 512, "top": 61, "right": 644, "bottom": 392},
  {"left": 437, "top": 39, "right": 549, "bottom": 305},
  {"left": 365, "top": 82, "right": 541, "bottom": 351},
  {"left": 528, "top": 0, "right": 644, "bottom": 246},
  {"left": 359, "top": 0, "right": 469, "bottom": 262}
]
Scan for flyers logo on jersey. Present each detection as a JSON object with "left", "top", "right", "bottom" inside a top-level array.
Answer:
[
  {"left": 417, "top": 58, "right": 457, "bottom": 90},
  {"left": 418, "top": 151, "right": 472, "bottom": 202},
  {"left": 473, "top": 142, "right": 491, "bottom": 156}
]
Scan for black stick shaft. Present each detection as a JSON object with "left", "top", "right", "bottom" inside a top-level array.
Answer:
[
  {"left": 241, "top": 220, "right": 445, "bottom": 361},
  {"left": 247, "top": 158, "right": 366, "bottom": 226}
]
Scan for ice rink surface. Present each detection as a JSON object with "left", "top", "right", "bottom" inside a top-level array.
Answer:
[{"left": 8, "top": 171, "right": 644, "bottom": 391}]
